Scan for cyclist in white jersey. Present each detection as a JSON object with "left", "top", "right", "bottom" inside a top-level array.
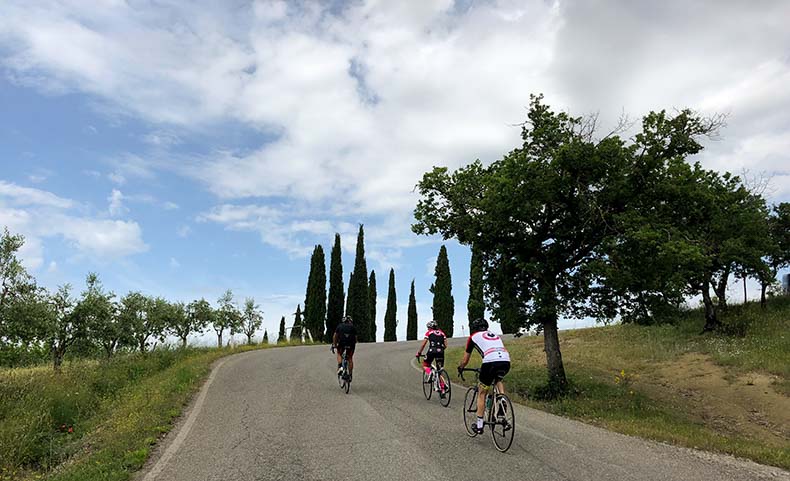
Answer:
[{"left": 457, "top": 318, "right": 511, "bottom": 435}]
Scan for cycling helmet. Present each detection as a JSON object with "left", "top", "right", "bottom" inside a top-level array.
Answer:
[
  {"left": 343, "top": 315, "right": 353, "bottom": 324},
  {"left": 426, "top": 320, "right": 438, "bottom": 330},
  {"left": 470, "top": 318, "right": 488, "bottom": 333}
]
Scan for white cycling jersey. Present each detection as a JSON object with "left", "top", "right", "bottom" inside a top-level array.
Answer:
[{"left": 465, "top": 331, "right": 510, "bottom": 363}]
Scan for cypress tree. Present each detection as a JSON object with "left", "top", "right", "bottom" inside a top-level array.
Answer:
[
  {"left": 407, "top": 280, "right": 418, "bottom": 340},
  {"left": 492, "top": 260, "right": 520, "bottom": 334},
  {"left": 290, "top": 305, "right": 303, "bottom": 342},
  {"left": 347, "top": 225, "right": 370, "bottom": 341},
  {"left": 368, "top": 271, "right": 377, "bottom": 342},
  {"left": 277, "top": 316, "right": 286, "bottom": 343},
  {"left": 325, "top": 234, "right": 344, "bottom": 342},
  {"left": 431, "top": 245, "right": 454, "bottom": 337},
  {"left": 384, "top": 268, "right": 397, "bottom": 341},
  {"left": 263, "top": 330, "right": 269, "bottom": 343},
  {"left": 467, "top": 244, "right": 485, "bottom": 330},
  {"left": 304, "top": 245, "right": 327, "bottom": 342}
]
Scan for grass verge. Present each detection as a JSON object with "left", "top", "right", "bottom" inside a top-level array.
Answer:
[
  {"left": 0, "top": 341, "right": 310, "bottom": 481},
  {"left": 445, "top": 297, "right": 790, "bottom": 469}
]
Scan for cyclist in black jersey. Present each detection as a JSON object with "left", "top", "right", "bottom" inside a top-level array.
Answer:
[
  {"left": 415, "top": 320, "right": 447, "bottom": 375},
  {"left": 332, "top": 315, "right": 357, "bottom": 381}
]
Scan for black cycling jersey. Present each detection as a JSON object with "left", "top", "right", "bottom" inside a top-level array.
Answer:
[
  {"left": 424, "top": 329, "right": 447, "bottom": 353},
  {"left": 335, "top": 323, "right": 357, "bottom": 345}
]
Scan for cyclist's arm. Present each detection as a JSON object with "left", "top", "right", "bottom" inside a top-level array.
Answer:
[
  {"left": 416, "top": 339, "right": 427, "bottom": 356},
  {"left": 443, "top": 337, "right": 448, "bottom": 349},
  {"left": 459, "top": 351, "right": 471, "bottom": 369},
  {"left": 332, "top": 332, "right": 338, "bottom": 346}
]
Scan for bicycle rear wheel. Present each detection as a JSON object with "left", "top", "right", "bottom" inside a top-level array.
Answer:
[
  {"left": 463, "top": 387, "right": 479, "bottom": 437},
  {"left": 422, "top": 371, "right": 433, "bottom": 400},
  {"left": 491, "top": 394, "right": 515, "bottom": 452},
  {"left": 438, "top": 369, "right": 451, "bottom": 407},
  {"left": 344, "top": 372, "right": 350, "bottom": 394}
]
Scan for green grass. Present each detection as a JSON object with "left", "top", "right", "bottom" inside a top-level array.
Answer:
[
  {"left": 446, "top": 296, "right": 790, "bottom": 469},
  {"left": 0, "top": 341, "right": 308, "bottom": 481}
]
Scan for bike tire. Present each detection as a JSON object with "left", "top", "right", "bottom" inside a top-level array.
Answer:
[
  {"left": 463, "top": 387, "right": 479, "bottom": 437},
  {"left": 344, "top": 374, "right": 350, "bottom": 394},
  {"left": 438, "top": 369, "right": 451, "bottom": 407},
  {"left": 491, "top": 394, "right": 515, "bottom": 452},
  {"left": 422, "top": 371, "right": 433, "bottom": 400}
]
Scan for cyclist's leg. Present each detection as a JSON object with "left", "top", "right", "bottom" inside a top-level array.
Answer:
[
  {"left": 347, "top": 345, "right": 355, "bottom": 375},
  {"left": 424, "top": 352, "right": 435, "bottom": 375}
]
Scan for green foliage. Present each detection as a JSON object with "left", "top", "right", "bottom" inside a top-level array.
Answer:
[
  {"left": 303, "top": 245, "right": 327, "bottom": 342},
  {"left": 368, "top": 271, "right": 377, "bottom": 341},
  {"left": 0, "top": 228, "right": 36, "bottom": 345},
  {"left": 178, "top": 298, "right": 212, "bottom": 348},
  {"left": 277, "top": 316, "right": 286, "bottom": 343},
  {"left": 347, "top": 225, "right": 370, "bottom": 341},
  {"left": 325, "top": 234, "right": 344, "bottom": 342},
  {"left": 406, "top": 280, "right": 418, "bottom": 341},
  {"left": 119, "top": 292, "right": 154, "bottom": 353},
  {"left": 430, "top": 245, "right": 454, "bottom": 337},
  {"left": 383, "top": 268, "right": 397, "bottom": 342},
  {"left": 0, "top": 344, "right": 281, "bottom": 480},
  {"left": 213, "top": 290, "right": 241, "bottom": 348},
  {"left": 413, "top": 94, "right": 730, "bottom": 389},
  {"left": 241, "top": 298, "right": 263, "bottom": 345},
  {"left": 290, "top": 305, "right": 303, "bottom": 342},
  {"left": 466, "top": 245, "right": 485, "bottom": 330}
]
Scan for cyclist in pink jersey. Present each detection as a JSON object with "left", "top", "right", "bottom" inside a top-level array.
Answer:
[
  {"left": 415, "top": 320, "right": 448, "bottom": 374},
  {"left": 457, "top": 318, "right": 511, "bottom": 434}
]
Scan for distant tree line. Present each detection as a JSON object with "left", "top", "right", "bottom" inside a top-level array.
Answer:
[
  {"left": 0, "top": 228, "right": 268, "bottom": 370},
  {"left": 413, "top": 94, "right": 790, "bottom": 395}
]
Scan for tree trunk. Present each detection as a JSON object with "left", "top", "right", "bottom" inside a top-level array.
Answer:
[
  {"left": 52, "top": 343, "right": 65, "bottom": 371},
  {"left": 714, "top": 265, "right": 730, "bottom": 311},
  {"left": 216, "top": 331, "right": 223, "bottom": 348},
  {"left": 760, "top": 282, "right": 768, "bottom": 308},
  {"left": 181, "top": 336, "right": 188, "bottom": 348},
  {"left": 246, "top": 334, "right": 253, "bottom": 345},
  {"left": 743, "top": 276, "right": 747, "bottom": 304},
  {"left": 536, "top": 277, "right": 567, "bottom": 395},
  {"left": 701, "top": 277, "right": 720, "bottom": 332}
]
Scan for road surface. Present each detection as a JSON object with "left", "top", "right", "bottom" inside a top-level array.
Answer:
[{"left": 137, "top": 340, "right": 788, "bottom": 481}]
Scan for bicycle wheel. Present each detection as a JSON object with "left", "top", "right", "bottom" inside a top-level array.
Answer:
[
  {"left": 491, "top": 394, "right": 515, "bottom": 452},
  {"left": 344, "top": 371, "right": 350, "bottom": 394},
  {"left": 438, "top": 369, "right": 451, "bottom": 407},
  {"left": 463, "top": 387, "right": 479, "bottom": 437},
  {"left": 422, "top": 371, "right": 433, "bottom": 400}
]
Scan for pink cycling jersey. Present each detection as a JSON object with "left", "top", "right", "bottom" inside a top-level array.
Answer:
[{"left": 465, "top": 331, "right": 510, "bottom": 363}]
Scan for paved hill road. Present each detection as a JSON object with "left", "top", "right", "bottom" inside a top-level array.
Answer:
[{"left": 137, "top": 340, "right": 788, "bottom": 481}]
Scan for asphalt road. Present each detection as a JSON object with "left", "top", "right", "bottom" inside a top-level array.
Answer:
[{"left": 137, "top": 340, "right": 789, "bottom": 481}]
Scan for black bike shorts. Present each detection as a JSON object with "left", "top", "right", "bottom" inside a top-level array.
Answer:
[
  {"left": 479, "top": 361, "right": 510, "bottom": 386},
  {"left": 423, "top": 350, "right": 445, "bottom": 367},
  {"left": 338, "top": 344, "right": 355, "bottom": 360}
]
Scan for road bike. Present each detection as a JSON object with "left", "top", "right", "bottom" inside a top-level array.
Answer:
[
  {"left": 417, "top": 355, "right": 451, "bottom": 407},
  {"left": 336, "top": 348, "right": 351, "bottom": 394},
  {"left": 459, "top": 367, "right": 515, "bottom": 452}
]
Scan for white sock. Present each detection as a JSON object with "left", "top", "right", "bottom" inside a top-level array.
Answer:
[{"left": 477, "top": 417, "right": 483, "bottom": 429}]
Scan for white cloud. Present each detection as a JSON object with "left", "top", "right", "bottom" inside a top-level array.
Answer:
[
  {"left": 169, "top": 257, "right": 180, "bottom": 268},
  {"left": 47, "top": 260, "right": 57, "bottom": 273},
  {"left": 177, "top": 224, "right": 192, "bottom": 238},
  {"left": 107, "top": 189, "right": 126, "bottom": 216},
  {"left": 163, "top": 201, "right": 179, "bottom": 210},
  {"left": 0, "top": 181, "right": 148, "bottom": 264},
  {"left": 2, "top": 0, "right": 789, "bottom": 266},
  {"left": 0, "top": 180, "right": 74, "bottom": 209}
]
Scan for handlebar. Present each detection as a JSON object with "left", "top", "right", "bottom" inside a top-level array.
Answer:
[{"left": 458, "top": 367, "right": 480, "bottom": 381}]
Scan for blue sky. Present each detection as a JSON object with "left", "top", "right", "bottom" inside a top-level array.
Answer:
[{"left": 1, "top": 1, "right": 789, "bottom": 343}]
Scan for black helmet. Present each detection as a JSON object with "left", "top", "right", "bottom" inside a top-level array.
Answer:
[
  {"left": 343, "top": 315, "right": 353, "bottom": 324},
  {"left": 471, "top": 318, "right": 488, "bottom": 333},
  {"left": 426, "top": 320, "right": 438, "bottom": 330}
]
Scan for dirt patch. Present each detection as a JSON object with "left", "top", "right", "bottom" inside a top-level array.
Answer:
[{"left": 644, "top": 353, "right": 790, "bottom": 445}]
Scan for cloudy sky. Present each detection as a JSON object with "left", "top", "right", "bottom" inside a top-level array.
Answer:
[{"left": 1, "top": 0, "right": 788, "bottom": 342}]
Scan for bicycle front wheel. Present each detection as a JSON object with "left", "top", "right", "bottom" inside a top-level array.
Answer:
[
  {"left": 422, "top": 371, "right": 433, "bottom": 400},
  {"left": 438, "top": 369, "right": 451, "bottom": 407},
  {"left": 344, "top": 373, "right": 350, "bottom": 394},
  {"left": 463, "top": 387, "right": 479, "bottom": 437},
  {"left": 491, "top": 394, "right": 515, "bottom": 452}
]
